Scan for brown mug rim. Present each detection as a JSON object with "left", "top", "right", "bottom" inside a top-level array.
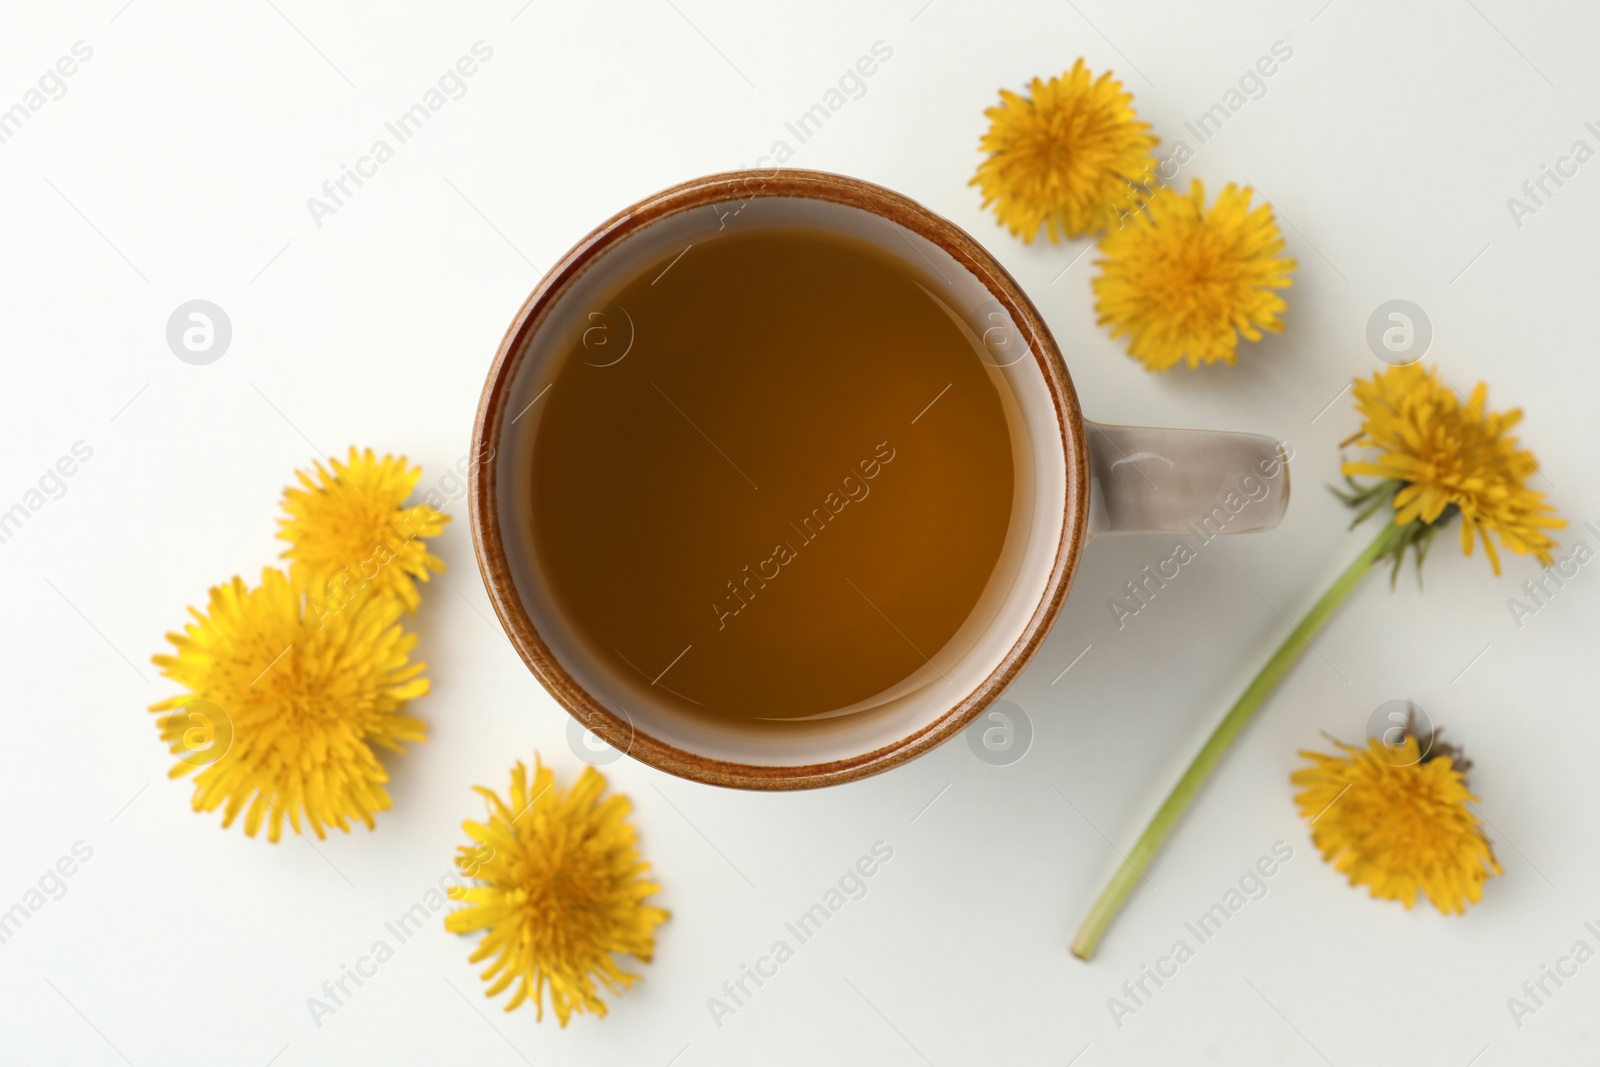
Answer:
[{"left": 468, "top": 168, "right": 1089, "bottom": 790}]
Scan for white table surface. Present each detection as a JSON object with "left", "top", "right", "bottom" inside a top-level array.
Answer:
[{"left": 4, "top": 1, "right": 1599, "bottom": 1064}]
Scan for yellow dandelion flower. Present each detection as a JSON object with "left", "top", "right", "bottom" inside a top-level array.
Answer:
[
  {"left": 971, "top": 59, "right": 1158, "bottom": 243},
  {"left": 151, "top": 567, "right": 429, "bottom": 842},
  {"left": 278, "top": 447, "right": 448, "bottom": 614},
  {"left": 446, "top": 758, "right": 668, "bottom": 1025},
  {"left": 1093, "top": 180, "right": 1296, "bottom": 371},
  {"left": 1340, "top": 363, "right": 1564, "bottom": 574},
  {"left": 1073, "top": 366, "right": 1561, "bottom": 959},
  {"left": 1293, "top": 734, "right": 1501, "bottom": 914}
]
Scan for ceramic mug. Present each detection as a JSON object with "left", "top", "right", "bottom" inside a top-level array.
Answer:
[{"left": 469, "top": 170, "right": 1289, "bottom": 790}]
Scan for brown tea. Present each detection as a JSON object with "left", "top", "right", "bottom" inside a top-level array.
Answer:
[{"left": 530, "top": 226, "right": 1014, "bottom": 722}]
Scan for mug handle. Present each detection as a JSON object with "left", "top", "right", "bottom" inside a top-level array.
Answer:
[{"left": 1085, "top": 422, "right": 1290, "bottom": 537}]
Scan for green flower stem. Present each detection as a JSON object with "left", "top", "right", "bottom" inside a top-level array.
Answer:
[{"left": 1070, "top": 520, "right": 1409, "bottom": 961}]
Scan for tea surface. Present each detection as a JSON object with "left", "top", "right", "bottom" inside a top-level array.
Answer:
[{"left": 531, "top": 226, "right": 1014, "bottom": 721}]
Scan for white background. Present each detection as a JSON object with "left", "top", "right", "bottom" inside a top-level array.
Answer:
[{"left": 3, "top": 1, "right": 1599, "bottom": 1064}]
